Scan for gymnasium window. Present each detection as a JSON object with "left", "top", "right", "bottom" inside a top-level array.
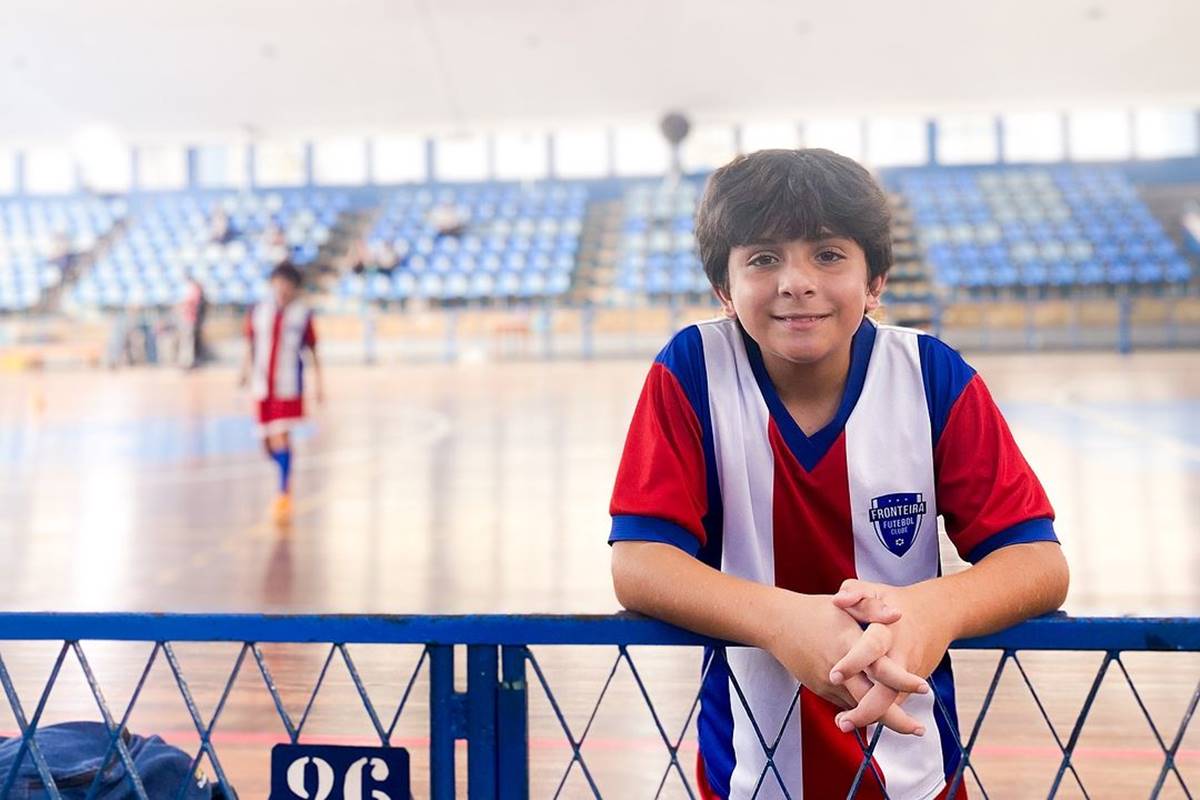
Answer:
[
  {"left": 195, "top": 143, "right": 248, "bottom": 189},
  {"left": 136, "top": 145, "right": 187, "bottom": 191},
  {"left": 494, "top": 131, "right": 549, "bottom": 181},
  {"left": 552, "top": 128, "right": 609, "bottom": 179},
  {"left": 1068, "top": 110, "right": 1132, "bottom": 161},
  {"left": 865, "top": 116, "right": 927, "bottom": 167},
  {"left": 803, "top": 118, "right": 864, "bottom": 161},
  {"left": 314, "top": 136, "right": 367, "bottom": 185},
  {"left": 373, "top": 135, "right": 427, "bottom": 184},
  {"left": 0, "top": 150, "right": 16, "bottom": 195},
  {"left": 740, "top": 121, "right": 800, "bottom": 153},
  {"left": 24, "top": 146, "right": 75, "bottom": 194},
  {"left": 434, "top": 133, "right": 488, "bottom": 182},
  {"left": 680, "top": 123, "right": 737, "bottom": 172},
  {"left": 613, "top": 124, "right": 671, "bottom": 177},
  {"left": 936, "top": 114, "right": 999, "bottom": 165},
  {"left": 75, "top": 127, "right": 131, "bottom": 193},
  {"left": 255, "top": 140, "right": 306, "bottom": 187},
  {"left": 1134, "top": 108, "right": 1198, "bottom": 159},
  {"left": 1002, "top": 112, "right": 1066, "bottom": 162}
]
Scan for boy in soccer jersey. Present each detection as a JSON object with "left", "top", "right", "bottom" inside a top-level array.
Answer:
[
  {"left": 609, "top": 149, "right": 1069, "bottom": 799},
  {"left": 240, "top": 262, "right": 324, "bottom": 523}
]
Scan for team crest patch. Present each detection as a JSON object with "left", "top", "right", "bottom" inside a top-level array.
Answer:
[{"left": 868, "top": 493, "right": 927, "bottom": 557}]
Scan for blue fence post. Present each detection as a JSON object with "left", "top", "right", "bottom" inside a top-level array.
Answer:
[
  {"left": 1167, "top": 294, "right": 1179, "bottom": 348},
  {"left": 980, "top": 300, "right": 991, "bottom": 351},
  {"left": 498, "top": 646, "right": 529, "bottom": 800},
  {"left": 467, "top": 645, "right": 499, "bottom": 797},
  {"left": 445, "top": 309, "right": 459, "bottom": 363},
  {"left": 581, "top": 301, "right": 595, "bottom": 359},
  {"left": 668, "top": 293, "right": 681, "bottom": 335},
  {"left": 429, "top": 644, "right": 458, "bottom": 800},
  {"left": 1070, "top": 296, "right": 1081, "bottom": 348},
  {"left": 539, "top": 300, "right": 553, "bottom": 359},
  {"left": 1117, "top": 293, "right": 1133, "bottom": 354},
  {"left": 1024, "top": 297, "right": 1037, "bottom": 350}
]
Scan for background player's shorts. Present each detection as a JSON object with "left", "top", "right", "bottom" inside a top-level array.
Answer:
[{"left": 257, "top": 397, "right": 303, "bottom": 437}]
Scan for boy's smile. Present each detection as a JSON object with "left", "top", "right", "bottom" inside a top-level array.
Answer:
[
  {"left": 771, "top": 311, "right": 834, "bottom": 330},
  {"left": 718, "top": 236, "right": 885, "bottom": 384}
]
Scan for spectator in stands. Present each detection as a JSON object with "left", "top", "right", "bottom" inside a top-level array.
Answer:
[
  {"left": 178, "top": 276, "right": 209, "bottom": 370},
  {"left": 374, "top": 241, "right": 401, "bottom": 274},
  {"left": 47, "top": 230, "right": 76, "bottom": 281},
  {"left": 106, "top": 303, "right": 158, "bottom": 368},
  {"left": 429, "top": 203, "right": 467, "bottom": 237},
  {"left": 344, "top": 238, "right": 372, "bottom": 275},
  {"left": 260, "top": 221, "right": 289, "bottom": 267},
  {"left": 210, "top": 207, "right": 235, "bottom": 245}
]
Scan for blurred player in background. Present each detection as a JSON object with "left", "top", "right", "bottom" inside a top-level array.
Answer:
[
  {"left": 178, "top": 276, "right": 208, "bottom": 369},
  {"left": 239, "top": 262, "right": 324, "bottom": 522}
]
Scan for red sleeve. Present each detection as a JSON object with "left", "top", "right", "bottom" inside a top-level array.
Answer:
[
  {"left": 302, "top": 314, "right": 317, "bottom": 349},
  {"left": 609, "top": 362, "right": 708, "bottom": 553},
  {"left": 935, "top": 374, "right": 1057, "bottom": 562}
]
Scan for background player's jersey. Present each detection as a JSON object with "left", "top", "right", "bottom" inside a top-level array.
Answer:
[
  {"left": 246, "top": 299, "right": 316, "bottom": 402},
  {"left": 609, "top": 316, "right": 1057, "bottom": 800}
]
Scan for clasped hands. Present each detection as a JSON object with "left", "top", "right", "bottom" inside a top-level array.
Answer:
[{"left": 766, "top": 578, "right": 955, "bottom": 737}]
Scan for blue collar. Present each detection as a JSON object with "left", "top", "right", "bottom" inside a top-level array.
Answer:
[{"left": 741, "top": 317, "right": 877, "bottom": 472}]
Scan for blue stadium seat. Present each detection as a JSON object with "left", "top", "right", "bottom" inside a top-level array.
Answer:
[{"left": 900, "top": 166, "right": 1188, "bottom": 293}]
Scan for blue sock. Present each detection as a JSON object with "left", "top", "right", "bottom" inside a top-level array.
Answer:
[{"left": 270, "top": 448, "right": 292, "bottom": 494}]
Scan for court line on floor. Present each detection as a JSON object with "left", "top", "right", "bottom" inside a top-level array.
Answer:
[
  {"left": 1046, "top": 395, "right": 1200, "bottom": 463},
  {"left": 0, "top": 409, "right": 453, "bottom": 490}
]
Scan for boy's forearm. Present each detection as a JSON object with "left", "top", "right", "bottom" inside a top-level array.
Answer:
[
  {"left": 611, "top": 541, "right": 794, "bottom": 650},
  {"left": 910, "top": 541, "right": 1069, "bottom": 641}
]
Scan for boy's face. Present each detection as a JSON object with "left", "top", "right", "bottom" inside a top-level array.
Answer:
[
  {"left": 716, "top": 236, "right": 885, "bottom": 369},
  {"left": 271, "top": 277, "right": 299, "bottom": 306}
]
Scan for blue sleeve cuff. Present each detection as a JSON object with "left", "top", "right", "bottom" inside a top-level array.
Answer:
[
  {"left": 609, "top": 515, "right": 702, "bottom": 557},
  {"left": 965, "top": 517, "right": 1059, "bottom": 564}
]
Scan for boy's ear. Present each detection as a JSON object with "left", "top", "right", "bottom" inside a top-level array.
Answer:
[
  {"left": 865, "top": 274, "right": 888, "bottom": 313},
  {"left": 713, "top": 286, "right": 737, "bottom": 319}
]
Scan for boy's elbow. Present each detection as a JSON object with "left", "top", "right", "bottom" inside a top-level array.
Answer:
[
  {"left": 610, "top": 542, "right": 647, "bottom": 612},
  {"left": 1041, "top": 542, "right": 1070, "bottom": 611}
]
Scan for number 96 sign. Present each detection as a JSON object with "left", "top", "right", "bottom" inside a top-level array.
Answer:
[{"left": 270, "top": 744, "right": 411, "bottom": 800}]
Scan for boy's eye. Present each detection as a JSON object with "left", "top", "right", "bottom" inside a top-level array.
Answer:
[
  {"left": 747, "top": 253, "right": 778, "bottom": 267},
  {"left": 816, "top": 249, "right": 845, "bottom": 264}
]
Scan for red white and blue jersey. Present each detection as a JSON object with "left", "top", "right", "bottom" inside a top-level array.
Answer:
[
  {"left": 245, "top": 299, "right": 316, "bottom": 402},
  {"left": 609, "top": 316, "right": 1057, "bottom": 800}
]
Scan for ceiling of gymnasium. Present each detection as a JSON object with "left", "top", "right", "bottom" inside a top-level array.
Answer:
[{"left": 0, "top": 0, "right": 1197, "bottom": 143}]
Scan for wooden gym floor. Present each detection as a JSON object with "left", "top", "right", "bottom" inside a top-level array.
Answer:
[{"left": 0, "top": 350, "right": 1196, "bottom": 797}]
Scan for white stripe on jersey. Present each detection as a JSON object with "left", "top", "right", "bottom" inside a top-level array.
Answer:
[
  {"left": 250, "top": 300, "right": 311, "bottom": 401},
  {"left": 845, "top": 323, "right": 945, "bottom": 800},
  {"left": 699, "top": 319, "right": 804, "bottom": 799}
]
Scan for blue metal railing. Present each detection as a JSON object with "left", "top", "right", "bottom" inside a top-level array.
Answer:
[{"left": 0, "top": 613, "right": 1196, "bottom": 799}]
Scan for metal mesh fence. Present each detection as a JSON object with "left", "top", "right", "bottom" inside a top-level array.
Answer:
[{"left": 0, "top": 613, "right": 1195, "bottom": 799}]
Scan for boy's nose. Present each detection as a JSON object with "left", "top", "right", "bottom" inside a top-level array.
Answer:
[{"left": 777, "top": 262, "right": 818, "bottom": 297}]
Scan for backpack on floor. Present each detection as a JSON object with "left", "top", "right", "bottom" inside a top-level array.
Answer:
[{"left": 0, "top": 721, "right": 235, "bottom": 799}]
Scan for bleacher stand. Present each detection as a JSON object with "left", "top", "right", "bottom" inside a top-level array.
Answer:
[
  {"left": 614, "top": 179, "right": 709, "bottom": 299},
  {"left": 336, "top": 183, "right": 585, "bottom": 305},
  {"left": 70, "top": 190, "right": 347, "bottom": 310},
  {"left": 4, "top": 165, "right": 1195, "bottom": 317},
  {"left": 0, "top": 196, "right": 124, "bottom": 312},
  {"left": 892, "top": 166, "right": 1194, "bottom": 296}
]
